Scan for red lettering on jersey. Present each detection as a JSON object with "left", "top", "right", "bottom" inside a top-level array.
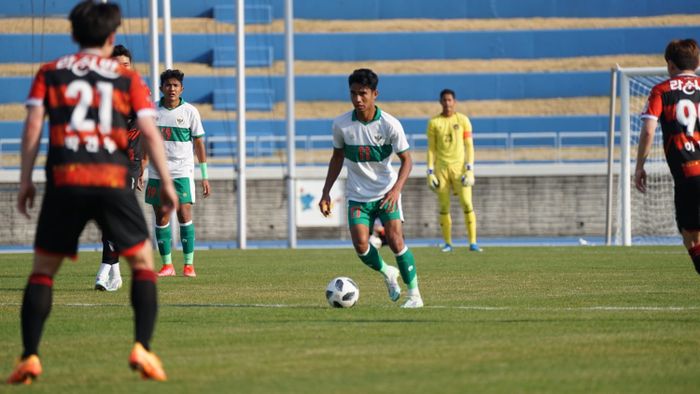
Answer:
[
  {"left": 53, "top": 163, "right": 126, "bottom": 188},
  {"left": 682, "top": 160, "right": 700, "bottom": 178}
]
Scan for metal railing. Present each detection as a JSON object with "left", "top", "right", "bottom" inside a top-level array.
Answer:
[{"left": 0, "top": 131, "right": 613, "bottom": 169}]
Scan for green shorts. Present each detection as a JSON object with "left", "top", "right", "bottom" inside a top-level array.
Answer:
[
  {"left": 145, "top": 177, "right": 195, "bottom": 206},
  {"left": 347, "top": 199, "right": 403, "bottom": 229}
]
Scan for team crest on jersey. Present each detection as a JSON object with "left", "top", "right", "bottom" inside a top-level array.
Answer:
[
  {"left": 373, "top": 133, "right": 384, "bottom": 143},
  {"left": 453, "top": 124, "right": 460, "bottom": 130},
  {"left": 177, "top": 117, "right": 184, "bottom": 125}
]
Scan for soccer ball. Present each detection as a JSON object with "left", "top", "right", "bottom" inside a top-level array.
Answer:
[{"left": 325, "top": 277, "right": 359, "bottom": 308}]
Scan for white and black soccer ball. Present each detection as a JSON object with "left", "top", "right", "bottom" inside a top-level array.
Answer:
[{"left": 325, "top": 277, "right": 359, "bottom": 308}]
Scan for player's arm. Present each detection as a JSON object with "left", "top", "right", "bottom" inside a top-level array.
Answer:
[
  {"left": 193, "top": 136, "right": 210, "bottom": 198},
  {"left": 381, "top": 149, "right": 413, "bottom": 211},
  {"left": 320, "top": 147, "right": 344, "bottom": 216},
  {"left": 426, "top": 120, "right": 439, "bottom": 191},
  {"left": 634, "top": 118, "right": 657, "bottom": 193},
  {"left": 462, "top": 117, "right": 475, "bottom": 187},
  {"left": 137, "top": 153, "right": 148, "bottom": 191},
  {"left": 17, "top": 105, "right": 45, "bottom": 218}
]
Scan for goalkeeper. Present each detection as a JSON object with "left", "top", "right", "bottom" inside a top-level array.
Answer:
[{"left": 426, "top": 89, "right": 481, "bottom": 252}]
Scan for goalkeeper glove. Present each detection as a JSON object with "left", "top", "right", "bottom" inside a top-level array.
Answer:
[
  {"left": 461, "top": 164, "right": 475, "bottom": 187},
  {"left": 427, "top": 169, "right": 439, "bottom": 192}
]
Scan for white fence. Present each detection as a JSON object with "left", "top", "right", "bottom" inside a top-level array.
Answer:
[{"left": 0, "top": 131, "right": 613, "bottom": 168}]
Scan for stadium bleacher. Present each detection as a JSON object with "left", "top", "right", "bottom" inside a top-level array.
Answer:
[{"left": 0, "top": 0, "right": 698, "bottom": 166}]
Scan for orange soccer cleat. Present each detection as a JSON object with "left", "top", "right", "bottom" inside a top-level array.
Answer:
[
  {"left": 183, "top": 265, "right": 196, "bottom": 278},
  {"left": 157, "top": 264, "right": 176, "bottom": 277},
  {"left": 128, "top": 343, "right": 167, "bottom": 381},
  {"left": 6, "top": 355, "right": 42, "bottom": 385}
]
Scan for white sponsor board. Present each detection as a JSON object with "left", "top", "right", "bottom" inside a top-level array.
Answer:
[{"left": 296, "top": 180, "right": 345, "bottom": 227}]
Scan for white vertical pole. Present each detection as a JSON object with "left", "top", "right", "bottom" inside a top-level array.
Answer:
[
  {"left": 605, "top": 67, "right": 618, "bottom": 246},
  {"left": 236, "top": 0, "right": 247, "bottom": 249},
  {"left": 149, "top": 0, "right": 159, "bottom": 103},
  {"left": 285, "top": 0, "right": 296, "bottom": 248},
  {"left": 619, "top": 72, "right": 632, "bottom": 246},
  {"left": 162, "top": 0, "right": 173, "bottom": 69}
]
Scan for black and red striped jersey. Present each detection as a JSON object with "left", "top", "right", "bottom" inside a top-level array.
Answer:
[
  {"left": 642, "top": 73, "right": 700, "bottom": 183},
  {"left": 27, "top": 52, "right": 155, "bottom": 190}
]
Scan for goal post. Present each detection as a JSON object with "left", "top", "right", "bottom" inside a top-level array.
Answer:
[{"left": 615, "top": 67, "right": 683, "bottom": 246}]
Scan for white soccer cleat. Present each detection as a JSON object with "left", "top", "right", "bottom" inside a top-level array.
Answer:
[
  {"left": 94, "top": 278, "right": 108, "bottom": 291},
  {"left": 440, "top": 244, "right": 453, "bottom": 252},
  {"left": 383, "top": 265, "right": 401, "bottom": 302},
  {"left": 401, "top": 295, "right": 424, "bottom": 309},
  {"left": 106, "top": 276, "right": 123, "bottom": 292}
]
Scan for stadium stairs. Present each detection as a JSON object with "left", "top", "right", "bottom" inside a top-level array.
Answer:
[{"left": 0, "top": 0, "right": 699, "bottom": 167}]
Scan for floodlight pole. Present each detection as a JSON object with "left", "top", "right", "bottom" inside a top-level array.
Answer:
[
  {"left": 605, "top": 67, "right": 618, "bottom": 246},
  {"left": 236, "top": 0, "right": 247, "bottom": 249},
  {"left": 148, "top": 0, "right": 159, "bottom": 103},
  {"left": 163, "top": 0, "right": 173, "bottom": 69},
  {"left": 285, "top": 0, "right": 297, "bottom": 248}
]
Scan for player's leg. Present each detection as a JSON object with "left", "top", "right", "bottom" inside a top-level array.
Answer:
[
  {"left": 146, "top": 178, "right": 175, "bottom": 276},
  {"left": 380, "top": 198, "right": 422, "bottom": 308},
  {"left": 95, "top": 237, "right": 118, "bottom": 290},
  {"left": 176, "top": 203, "right": 196, "bottom": 277},
  {"left": 175, "top": 178, "right": 197, "bottom": 278},
  {"left": 7, "top": 254, "right": 63, "bottom": 385},
  {"left": 98, "top": 190, "right": 166, "bottom": 381},
  {"left": 348, "top": 201, "right": 401, "bottom": 301},
  {"left": 683, "top": 230, "right": 700, "bottom": 274},
  {"left": 9, "top": 192, "right": 86, "bottom": 384},
  {"left": 675, "top": 182, "right": 700, "bottom": 274},
  {"left": 457, "top": 183, "right": 481, "bottom": 252},
  {"left": 173, "top": 176, "right": 196, "bottom": 276},
  {"left": 435, "top": 166, "right": 453, "bottom": 252},
  {"left": 123, "top": 244, "right": 166, "bottom": 381}
]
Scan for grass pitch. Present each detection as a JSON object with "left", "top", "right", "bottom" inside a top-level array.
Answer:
[{"left": 1, "top": 246, "right": 699, "bottom": 393}]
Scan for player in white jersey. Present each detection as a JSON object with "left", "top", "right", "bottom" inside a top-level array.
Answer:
[
  {"left": 145, "top": 69, "right": 211, "bottom": 278},
  {"left": 319, "top": 68, "right": 423, "bottom": 308}
]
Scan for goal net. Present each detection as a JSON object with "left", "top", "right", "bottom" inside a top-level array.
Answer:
[{"left": 616, "top": 67, "right": 681, "bottom": 245}]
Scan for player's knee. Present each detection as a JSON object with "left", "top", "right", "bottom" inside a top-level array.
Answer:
[
  {"left": 462, "top": 203, "right": 473, "bottom": 214},
  {"left": 353, "top": 239, "right": 370, "bottom": 254}
]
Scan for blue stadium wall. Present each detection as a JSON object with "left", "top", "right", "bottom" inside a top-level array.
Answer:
[{"left": 2, "top": 0, "right": 698, "bottom": 18}]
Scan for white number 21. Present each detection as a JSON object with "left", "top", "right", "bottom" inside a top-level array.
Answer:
[{"left": 65, "top": 80, "right": 113, "bottom": 135}]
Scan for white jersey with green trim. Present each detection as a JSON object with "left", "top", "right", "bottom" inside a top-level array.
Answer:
[
  {"left": 332, "top": 107, "right": 410, "bottom": 202},
  {"left": 149, "top": 98, "right": 205, "bottom": 179}
]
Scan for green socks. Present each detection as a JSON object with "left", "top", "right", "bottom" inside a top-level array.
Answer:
[
  {"left": 155, "top": 222, "right": 195, "bottom": 265},
  {"left": 155, "top": 224, "right": 172, "bottom": 265},
  {"left": 358, "top": 244, "right": 385, "bottom": 272},
  {"left": 395, "top": 247, "right": 418, "bottom": 289},
  {"left": 180, "top": 221, "right": 195, "bottom": 265}
]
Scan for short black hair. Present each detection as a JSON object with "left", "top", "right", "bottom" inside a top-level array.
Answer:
[
  {"left": 160, "top": 69, "right": 185, "bottom": 86},
  {"left": 111, "top": 44, "right": 132, "bottom": 61},
  {"left": 665, "top": 38, "right": 700, "bottom": 71},
  {"left": 440, "top": 89, "right": 456, "bottom": 100},
  {"left": 348, "top": 69, "right": 379, "bottom": 90},
  {"left": 69, "top": 1, "right": 121, "bottom": 48}
]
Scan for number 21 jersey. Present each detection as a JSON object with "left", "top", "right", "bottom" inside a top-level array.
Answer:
[{"left": 26, "top": 52, "right": 155, "bottom": 190}]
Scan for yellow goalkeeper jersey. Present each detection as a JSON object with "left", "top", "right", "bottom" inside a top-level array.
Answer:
[{"left": 426, "top": 112, "right": 473, "bottom": 168}]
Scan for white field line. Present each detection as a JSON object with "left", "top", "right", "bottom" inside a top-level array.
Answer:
[{"left": 0, "top": 302, "right": 699, "bottom": 311}]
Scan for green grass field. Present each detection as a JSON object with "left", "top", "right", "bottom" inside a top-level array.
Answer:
[{"left": 1, "top": 246, "right": 700, "bottom": 393}]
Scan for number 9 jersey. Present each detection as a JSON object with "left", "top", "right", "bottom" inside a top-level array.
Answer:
[
  {"left": 641, "top": 73, "right": 700, "bottom": 183},
  {"left": 26, "top": 52, "right": 155, "bottom": 190}
]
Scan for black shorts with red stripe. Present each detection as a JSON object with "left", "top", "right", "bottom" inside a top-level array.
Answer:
[
  {"left": 35, "top": 187, "right": 149, "bottom": 258},
  {"left": 674, "top": 178, "right": 700, "bottom": 232}
]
